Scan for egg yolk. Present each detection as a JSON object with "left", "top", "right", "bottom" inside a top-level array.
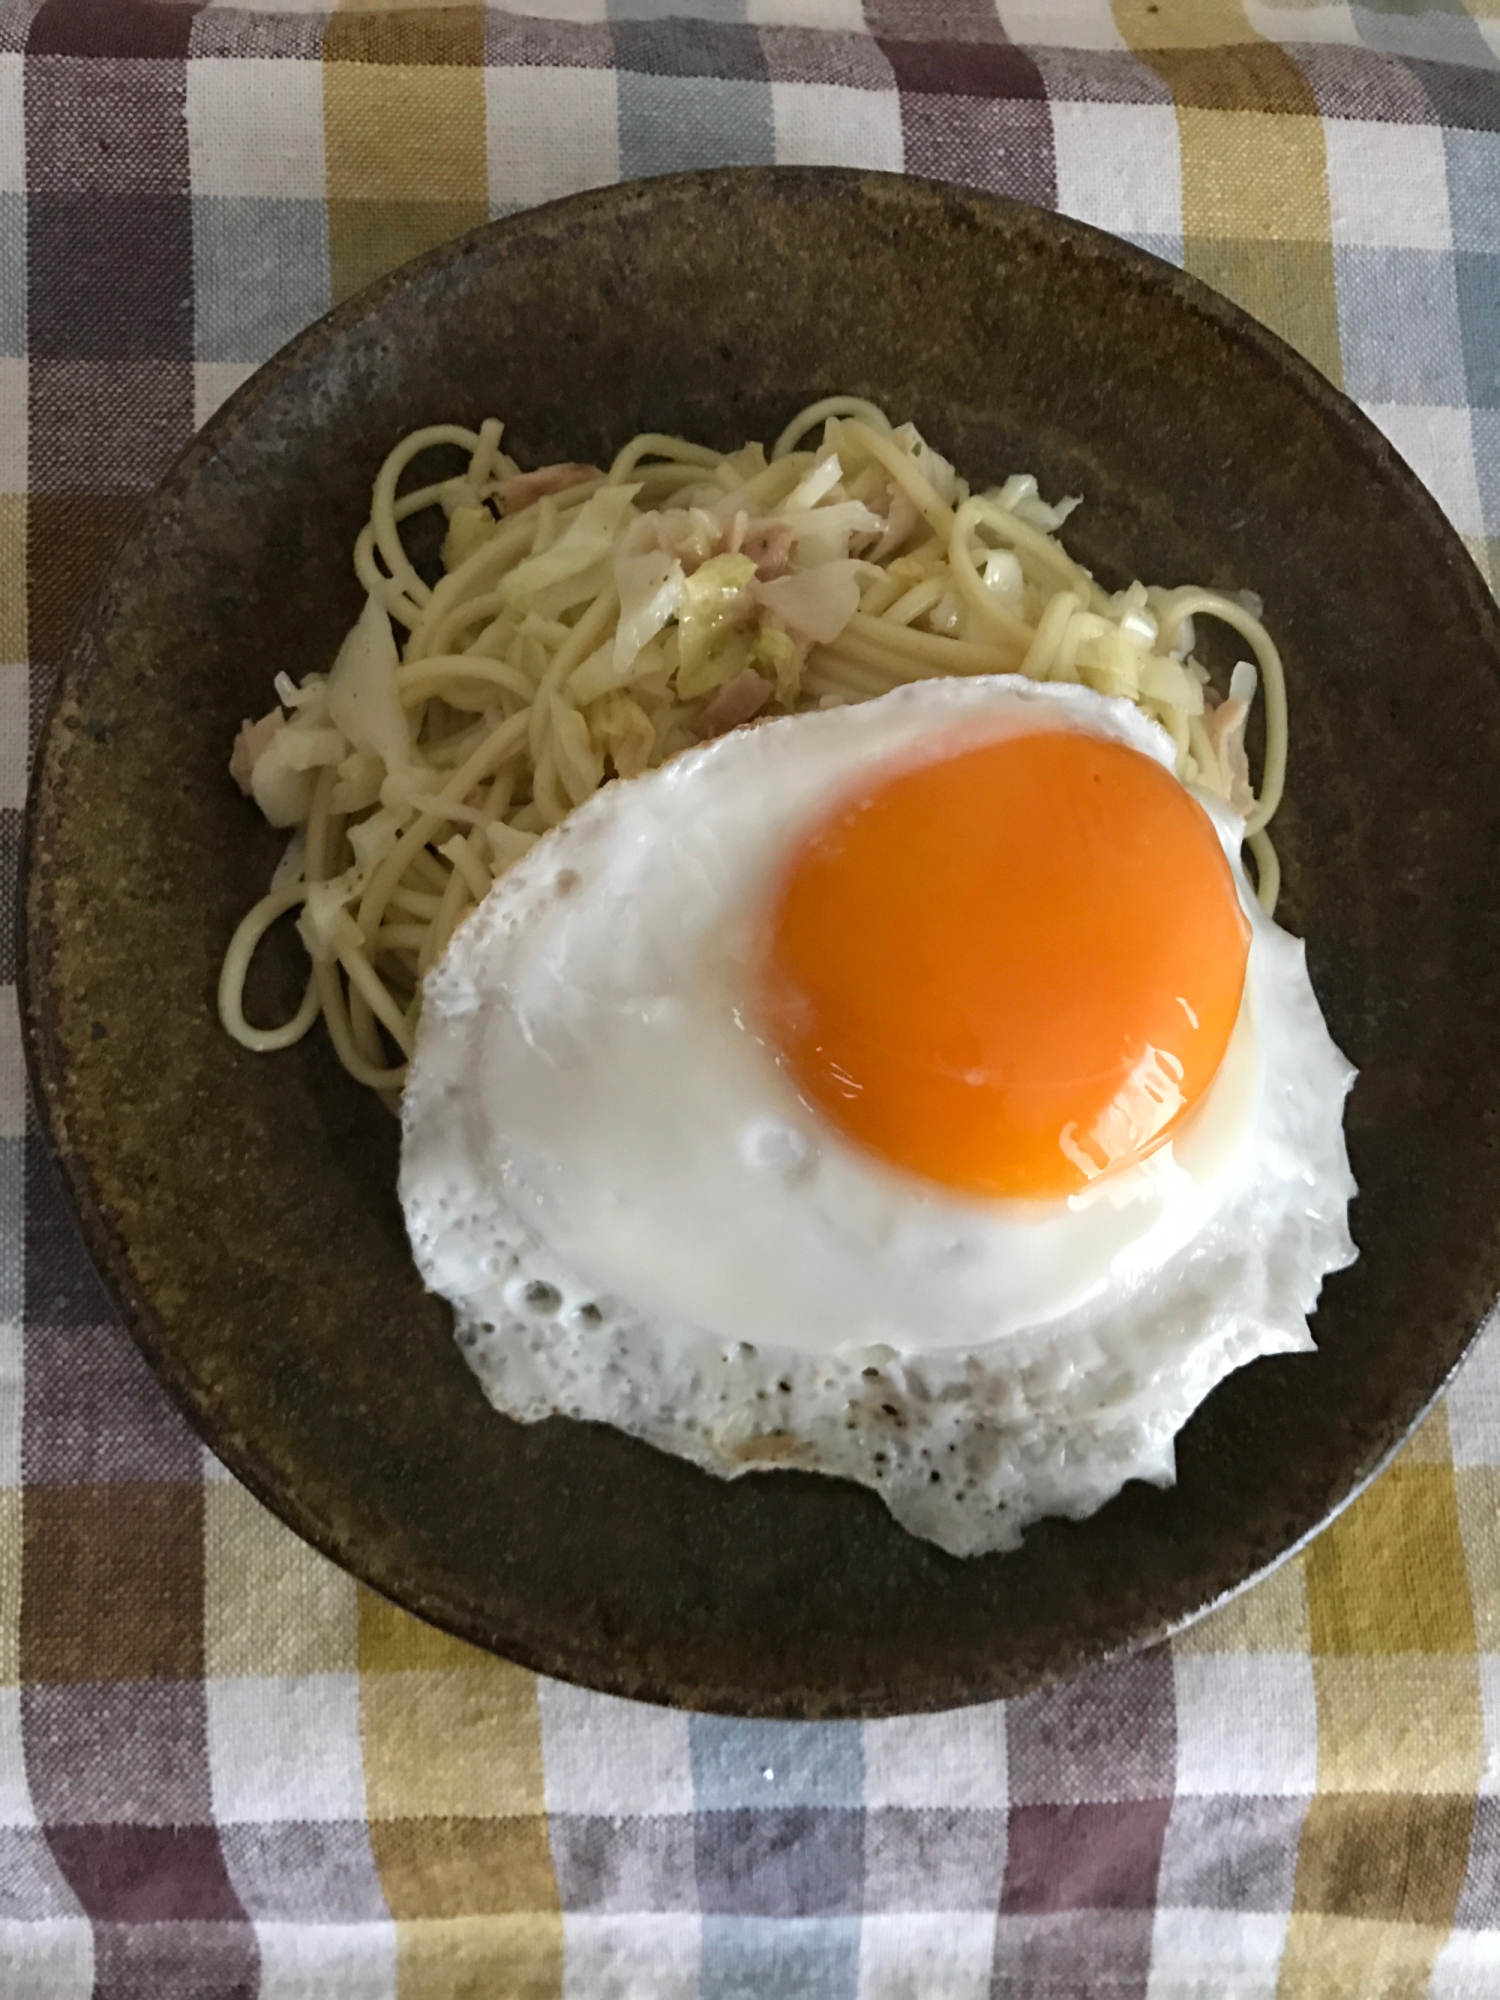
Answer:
[{"left": 757, "top": 728, "right": 1252, "bottom": 1201}]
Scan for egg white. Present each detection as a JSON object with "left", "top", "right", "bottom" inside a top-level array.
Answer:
[{"left": 400, "top": 677, "right": 1357, "bottom": 1555}]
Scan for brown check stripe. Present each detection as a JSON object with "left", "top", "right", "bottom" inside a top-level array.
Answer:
[{"left": 2, "top": 2, "right": 1500, "bottom": 1994}]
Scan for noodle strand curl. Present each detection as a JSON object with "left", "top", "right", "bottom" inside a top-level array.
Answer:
[{"left": 220, "top": 401, "right": 1291, "bottom": 1086}]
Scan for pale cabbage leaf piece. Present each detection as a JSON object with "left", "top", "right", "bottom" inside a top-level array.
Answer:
[
  {"left": 752, "top": 626, "right": 803, "bottom": 707},
  {"left": 754, "top": 560, "right": 866, "bottom": 646},
  {"left": 328, "top": 595, "right": 411, "bottom": 781},
  {"left": 779, "top": 500, "right": 884, "bottom": 570},
  {"left": 498, "top": 483, "right": 640, "bottom": 611},
  {"left": 613, "top": 548, "right": 686, "bottom": 671},
  {"left": 588, "top": 691, "right": 657, "bottom": 779},
  {"left": 676, "top": 552, "right": 758, "bottom": 695}
]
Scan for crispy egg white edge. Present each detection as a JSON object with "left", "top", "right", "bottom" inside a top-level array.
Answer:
[{"left": 400, "top": 677, "right": 1357, "bottom": 1556}]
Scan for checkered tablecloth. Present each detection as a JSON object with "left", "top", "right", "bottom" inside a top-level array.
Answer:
[{"left": 5, "top": 0, "right": 1500, "bottom": 1993}]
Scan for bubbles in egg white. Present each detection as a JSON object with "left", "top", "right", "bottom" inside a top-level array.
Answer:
[{"left": 400, "top": 676, "right": 1357, "bottom": 1556}]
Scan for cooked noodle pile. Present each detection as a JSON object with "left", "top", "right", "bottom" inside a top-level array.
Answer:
[{"left": 219, "top": 396, "right": 1288, "bottom": 1101}]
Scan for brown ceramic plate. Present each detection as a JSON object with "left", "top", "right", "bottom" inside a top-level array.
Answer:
[{"left": 21, "top": 169, "right": 1500, "bottom": 1717}]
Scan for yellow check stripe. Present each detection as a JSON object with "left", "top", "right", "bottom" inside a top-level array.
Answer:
[
  {"left": 1114, "top": 0, "right": 1343, "bottom": 384},
  {"left": 324, "top": 0, "right": 490, "bottom": 305},
  {"left": 358, "top": 1586, "right": 562, "bottom": 1999}
]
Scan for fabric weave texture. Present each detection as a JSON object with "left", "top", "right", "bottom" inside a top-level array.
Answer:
[{"left": 4, "top": 0, "right": 1500, "bottom": 1993}]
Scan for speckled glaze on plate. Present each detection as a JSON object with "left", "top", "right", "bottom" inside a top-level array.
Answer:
[{"left": 21, "top": 169, "right": 1500, "bottom": 1718}]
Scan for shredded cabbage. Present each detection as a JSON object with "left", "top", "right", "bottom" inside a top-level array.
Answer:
[
  {"left": 276, "top": 728, "right": 346, "bottom": 771},
  {"left": 298, "top": 874, "right": 363, "bottom": 962},
  {"left": 753, "top": 626, "right": 803, "bottom": 707},
  {"left": 274, "top": 670, "right": 327, "bottom": 713},
  {"left": 499, "top": 484, "right": 640, "bottom": 611},
  {"left": 249, "top": 726, "right": 316, "bottom": 829},
  {"left": 676, "top": 552, "right": 758, "bottom": 692},
  {"left": 614, "top": 550, "right": 686, "bottom": 670},
  {"left": 588, "top": 691, "right": 656, "bottom": 779},
  {"left": 755, "top": 561, "right": 865, "bottom": 645},
  {"left": 676, "top": 630, "right": 754, "bottom": 704},
  {"left": 982, "top": 550, "right": 1025, "bottom": 601},
  {"left": 781, "top": 500, "right": 885, "bottom": 570},
  {"left": 784, "top": 452, "right": 844, "bottom": 512},
  {"left": 222, "top": 402, "right": 1289, "bottom": 1096},
  {"left": 331, "top": 748, "right": 384, "bottom": 816},
  {"left": 892, "top": 423, "right": 964, "bottom": 506},
  {"left": 1139, "top": 652, "right": 1206, "bottom": 715},
  {"left": 346, "top": 805, "right": 406, "bottom": 875},
  {"left": 328, "top": 596, "right": 410, "bottom": 779}
]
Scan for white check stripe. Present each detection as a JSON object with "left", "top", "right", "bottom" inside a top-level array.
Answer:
[
  {"left": 997, "top": 0, "right": 1129, "bottom": 50},
  {"left": 1053, "top": 100, "right": 1183, "bottom": 246},
  {"left": 1364, "top": 403, "right": 1485, "bottom": 537},
  {"left": 1448, "top": 1313, "right": 1500, "bottom": 1469},
  {"left": 0, "top": 58, "right": 21, "bottom": 199},
  {"left": 858, "top": 1913, "right": 998, "bottom": 2000},
  {"left": 539, "top": 1678, "right": 695, "bottom": 1815},
  {"left": 194, "top": 361, "right": 258, "bottom": 432},
  {"left": 1433, "top": 1929, "right": 1500, "bottom": 1999},
  {"left": 1478, "top": 1654, "right": 1500, "bottom": 1798},
  {"left": 0, "top": 1921, "right": 94, "bottom": 2000},
  {"left": 862, "top": 1705, "right": 1009, "bottom": 1810},
  {"left": 749, "top": 0, "right": 868, "bottom": 27},
  {"left": 487, "top": 66, "right": 620, "bottom": 216},
  {"left": 188, "top": 59, "right": 327, "bottom": 202},
  {"left": 0, "top": 1688, "right": 35, "bottom": 1829},
  {"left": 255, "top": 1922, "right": 398, "bottom": 2000},
  {"left": 1323, "top": 120, "right": 1453, "bottom": 252},
  {"left": 1244, "top": 1, "right": 1359, "bottom": 46},
  {"left": 207, "top": 1675, "right": 368, "bottom": 1823},
  {"left": 1174, "top": 1655, "right": 1318, "bottom": 1797},
  {"left": 771, "top": 81, "right": 904, "bottom": 172},
  {"left": 563, "top": 1914, "right": 701, "bottom": 2000},
  {"left": 1145, "top": 1908, "right": 1289, "bottom": 2000}
]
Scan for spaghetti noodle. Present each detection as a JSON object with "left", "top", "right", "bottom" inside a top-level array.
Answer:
[{"left": 219, "top": 399, "right": 1289, "bottom": 1100}]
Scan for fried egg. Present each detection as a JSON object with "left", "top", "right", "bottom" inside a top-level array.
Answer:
[{"left": 400, "top": 677, "right": 1356, "bottom": 1555}]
